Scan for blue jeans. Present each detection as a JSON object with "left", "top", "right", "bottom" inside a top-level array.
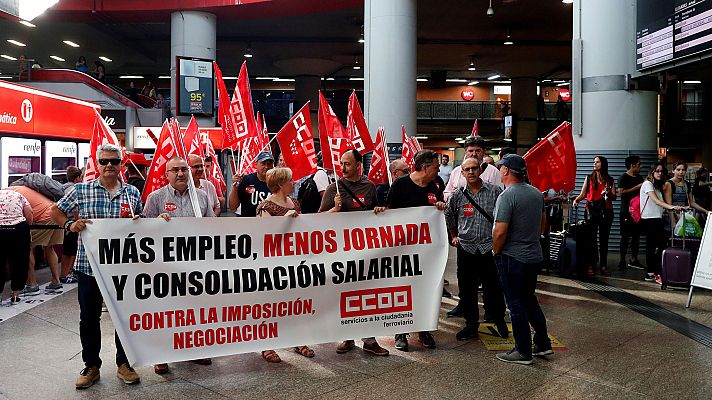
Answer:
[
  {"left": 494, "top": 254, "right": 550, "bottom": 358},
  {"left": 78, "top": 272, "right": 128, "bottom": 368}
]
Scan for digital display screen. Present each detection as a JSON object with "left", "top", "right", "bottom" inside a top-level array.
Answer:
[
  {"left": 8, "top": 156, "right": 35, "bottom": 174},
  {"left": 637, "top": 0, "right": 712, "bottom": 70},
  {"left": 52, "top": 157, "right": 76, "bottom": 172},
  {"left": 177, "top": 57, "right": 214, "bottom": 116}
]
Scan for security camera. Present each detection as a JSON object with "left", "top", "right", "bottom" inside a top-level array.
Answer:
[{"left": 487, "top": 6, "right": 494, "bottom": 16}]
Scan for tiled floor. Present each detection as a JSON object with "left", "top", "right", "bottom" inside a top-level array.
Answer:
[{"left": 2, "top": 249, "right": 712, "bottom": 399}]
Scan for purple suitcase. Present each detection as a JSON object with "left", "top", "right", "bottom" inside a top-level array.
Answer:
[{"left": 661, "top": 221, "right": 694, "bottom": 290}]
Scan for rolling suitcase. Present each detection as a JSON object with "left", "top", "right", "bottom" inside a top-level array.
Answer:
[
  {"left": 661, "top": 219, "right": 694, "bottom": 290},
  {"left": 549, "top": 197, "right": 580, "bottom": 277}
]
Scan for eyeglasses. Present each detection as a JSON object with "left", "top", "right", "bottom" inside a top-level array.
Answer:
[
  {"left": 462, "top": 166, "right": 479, "bottom": 172},
  {"left": 98, "top": 158, "right": 121, "bottom": 166},
  {"left": 167, "top": 167, "right": 189, "bottom": 174},
  {"left": 396, "top": 168, "right": 410, "bottom": 173},
  {"left": 191, "top": 164, "right": 204, "bottom": 169}
]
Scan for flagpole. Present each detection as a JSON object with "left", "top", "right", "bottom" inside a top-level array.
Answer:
[
  {"left": 243, "top": 132, "right": 280, "bottom": 168},
  {"left": 381, "top": 128, "right": 393, "bottom": 186},
  {"left": 175, "top": 118, "right": 203, "bottom": 218},
  {"left": 126, "top": 157, "right": 146, "bottom": 181}
]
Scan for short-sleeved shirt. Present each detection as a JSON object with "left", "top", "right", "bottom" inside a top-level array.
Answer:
[
  {"left": 0, "top": 189, "right": 29, "bottom": 226},
  {"left": 640, "top": 180, "right": 664, "bottom": 219},
  {"left": 313, "top": 168, "right": 332, "bottom": 192},
  {"left": 318, "top": 176, "right": 377, "bottom": 212},
  {"left": 438, "top": 164, "right": 453, "bottom": 185},
  {"left": 618, "top": 173, "right": 644, "bottom": 213},
  {"left": 445, "top": 183, "right": 501, "bottom": 254},
  {"left": 143, "top": 184, "right": 215, "bottom": 218},
  {"left": 198, "top": 178, "right": 220, "bottom": 211},
  {"left": 6, "top": 186, "right": 54, "bottom": 223},
  {"left": 236, "top": 172, "right": 270, "bottom": 217},
  {"left": 387, "top": 175, "right": 444, "bottom": 209},
  {"left": 493, "top": 182, "right": 544, "bottom": 263},
  {"left": 55, "top": 180, "right": 143, "bottom": 276},
  {"left": 444, "top": 163, "right": 503, "bottom": 200}
]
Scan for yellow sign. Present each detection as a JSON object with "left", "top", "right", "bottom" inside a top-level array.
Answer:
[{"left": 478, "top": 323, "right": 567, "bottom": 352}]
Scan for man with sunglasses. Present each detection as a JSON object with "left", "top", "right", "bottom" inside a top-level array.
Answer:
[
  {"left": 142, "top": 156, "right": 214, "bottom": 374},
  {"left": 445, "top": 157, "right": 508, "bottom": 341},
  {"left": 188, "top": 154, "right": 222, "bottom": 216},
  {"left": 51, "top": 144, "right": 144, "bottom": 389}
]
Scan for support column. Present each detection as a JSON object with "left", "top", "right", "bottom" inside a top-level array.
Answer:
[
  {"left": 170, "top": 11, "right": 216, "bottom": 125},
  {"left": 510, "top": 77, "right": 538, "bottom": 153},
  {"left": 364, "top": 0, "right": 416, "bottom": 155},
  {"left": 294, "top": 75, "right": 321, "bottom": 134}
]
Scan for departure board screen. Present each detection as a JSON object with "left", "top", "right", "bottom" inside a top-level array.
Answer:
[
  {"left": 637, "top": 0, "right": 712, "bottom": 70},
  {"left": 176, "top": 57, "right": 214, "bottom": 116}
]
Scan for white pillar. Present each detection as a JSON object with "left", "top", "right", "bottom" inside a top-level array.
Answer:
[
  {"left": 170, "top": 11, "right": 216, "bottom": 124},
  {"left": 364, "top": 0, "right": 416, "bottom": 151}
]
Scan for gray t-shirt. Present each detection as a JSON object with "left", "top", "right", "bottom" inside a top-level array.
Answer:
[{"left": 493, "top": 182, "right": 544, "bottom": 263}]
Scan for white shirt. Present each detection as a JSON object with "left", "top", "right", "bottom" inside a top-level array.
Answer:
[
  {"left": 198, "top": 178, "right": 220, "bottom": 211},
  {"left": 640, "top": 180, "right": 664, "bottom": 219},
  {"left": 438, "top": 164, "right": 453, "bottom": 185},
  {"left": 444, "top": 163, "right": 503, "bottom": 201},
  {"left": 313, "top": 168, "right": 331, "bottom": 192}
]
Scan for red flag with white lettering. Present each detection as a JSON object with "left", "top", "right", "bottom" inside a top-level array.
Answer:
[
  {"left": 142, "top": 120, "right": 182, "bottom": 202},
  {"left": 203, "top": 137, "right": 227, "bottom": 195},
  {"left": 471, "top": 118, "right": 479, "bottom": 137},
  {"left": 523, "top": 122, "right": 576, "bottom": 193},
  {"left": 347, "top": 91, "right": 375, "bottom": 154},
  {"left": 401, "top": 125, "right": 418, "bottom": 170},
  {"left": 83, "top": 110, "right": 122, "bottom": 183},
  {"left": 213, "top": 61, "right": 238, "bottom": 148},
  {"left": 238, "top": 137, "right": 259, "bottom": 176},
  {"left": 318, "top": 91, "right": 350, "bottom": 175},
  {"left": 182, "top": 115, "right": 203, "bottom": 157},
  {"left": 276, "top": 102, "right": 318, "bottom": 181},
  {"left": 368, "top": 127, "right": 389, "bottom": 185},
  {"left": 229, "top": 61, "right": 259, "bottom": 148},
  {"left": 255, "top": 112, "right": 270, "bottom": 153}
]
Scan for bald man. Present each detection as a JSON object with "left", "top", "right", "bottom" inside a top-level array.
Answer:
[{"left": 188, "top": 154, "right": 221, "bottom": 216}]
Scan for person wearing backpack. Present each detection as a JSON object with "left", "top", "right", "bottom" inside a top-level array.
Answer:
[{"left": 617, "top": 155, "right": 644, "bottom": 271}]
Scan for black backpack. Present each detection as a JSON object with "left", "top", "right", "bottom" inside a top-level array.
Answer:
[{"left": 298, "top": 173, "right": 322, "bottom": 214}]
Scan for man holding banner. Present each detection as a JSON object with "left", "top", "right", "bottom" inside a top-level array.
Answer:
[
  {"left": 228, "top": 151, "right": 274, "bottom": 217},
  {"left": 319, "top": 149, "right": 389, "bottom": 356},
  {"left": 50, "top": 144, "right": 144, "bottom": 389}
]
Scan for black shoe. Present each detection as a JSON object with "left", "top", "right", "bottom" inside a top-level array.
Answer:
[
  {"left": 418, "top": 332, "right": 436, "bottom": 349},
  {"left": 394, "top": 334, "right": 409, "bottom": 351},
  {"left": 446, "top": 304, "right": 464, "bottom": 318},
  {"left": 628, "top": 260, "right": 645, "bottom": 270},
  {"left": 495, "top": 320, "right": 509, "bottom": 338},
  {"left": 456, "top": 325, "right": 478, "bottom": 341},
  {"left": 442, "top": 288, "right": 452, "bottom": 298},
  {"left": 532, "top": 343, "right": 554, "bottom": 356}
]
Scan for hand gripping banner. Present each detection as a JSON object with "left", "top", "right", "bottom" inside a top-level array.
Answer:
[{"left": 81, "top": 208, "right": 448, "bottom": 366}]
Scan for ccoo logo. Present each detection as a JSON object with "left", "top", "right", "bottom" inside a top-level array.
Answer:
[{"left": 21, "top": 99, "right": 33, "bottom": 123}]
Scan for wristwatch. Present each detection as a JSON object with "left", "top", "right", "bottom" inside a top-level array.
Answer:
[{"left": 64, "top": 219, "right": 75, "bottom": 232}]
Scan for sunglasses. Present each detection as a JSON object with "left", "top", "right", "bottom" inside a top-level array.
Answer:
[
  {"left": 462, "top": 166, "right": 480, "bottom": 172},
  {"left": 98, "top": 158, "right": 121, "bottom": 166}
]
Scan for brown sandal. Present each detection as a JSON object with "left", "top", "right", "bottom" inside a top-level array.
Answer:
[
  {"left": 600, "top": 266, "right": 611, "bottom": 276},
  {"left": 586, "top": 267, "right": 595, "bottom": 277},
  {"left": 261, "top": 350, "right": 281, "bottom": 363},
  {"left": 294, "top": 345, "right": 315, "bottom": 358}
]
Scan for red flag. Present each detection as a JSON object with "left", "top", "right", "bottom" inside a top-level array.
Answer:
[
  {"left": 83, "top": 110, "right": 122, "bottom": 183},
  {"left": 204, "top": 137, "right": 227, "bottom": 195},
  {"left": 523, "top": 122, "right": 577, "bottom": 193},
  {"left": 368, "top": 127, "right": 389, "bottom": 185},
  {"left": 255, "top": 112, "right": 270, "bottom": 153},
  {"left": 182, "top": 115, "right": 203, "bottom": 157},
  {"left": 318, "top": 91, "right": 350, "bottom": 175},
  {"left": 142, "top": 120, "right": 182, "bottom": 202},
  {"left": 213, "top": 61, "right": 238, "bottom": 148},
  {"left": 238, "top": 137, "right": 259, "bottom": 175},
  {"left": 401, "top": 125, "right": 418, "bottom": 170},
  {"left": 347, "top": 91, "right": 375, "bottom": 154},
  {"left": 276, "top": 102, "right": 318, "bottom": 181},
  {"left": 471, "top": 119, "right": 479, "bottom": 137},
  {"left": 228, "top": 61, "right": 259, "bottom": 148}
]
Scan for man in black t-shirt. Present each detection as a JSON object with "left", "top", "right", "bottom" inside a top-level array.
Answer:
[
  {"left": 227, "top": 151, "right": 273, "bottom": 217},
  {"left": 375, "top": 149, "right": 446, "bottom": 352},
  {"left": 618, "top": 155, "right": 644, "bottom": 270}
]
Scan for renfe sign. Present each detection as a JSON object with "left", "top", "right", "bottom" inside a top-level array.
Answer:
[
  {"left": 0, "top": 80, "right": 100, "bottom": 140},
  {"left": 460, "top": 89, "right": 475, "bottom": 101}
]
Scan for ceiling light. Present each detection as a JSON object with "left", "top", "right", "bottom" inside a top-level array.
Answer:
[
  {"left": 446, "top": 79, "right": 468, "bottom": 83},
  {"left": 448, "top": 147, "right": 456, "bottom": 150},
  {"left": 349, "top": 77, "right": 365, "bottom": 81},
  {"left": 326, "top": 77, "right": 335, "bottom": 81},
  {"left": 468, "top": 57, "right": 476, "bottom": 71},
  {"left": 49, "top": 55, "right": 65, "bottom": 62},
  {"left": 556, "top": 82, "right": 569, "bottom": 86},
  {"left": 244, "top": 44, "right": 253, "bottom": 58},
  {"left": 486, "top": 0, "right": 494, "bottom": 16},
  {"left": 99, "top": 56, "right": 112, "bottom": 62},
  {"left": 256, "top": 77, "right": 278, "bottom": 80},
  {"left": 223, "top": 76, "right": 238, "bottom": 80},
  {"left": 63, "top": 40, "right": 80, "bottom": 48},
  {"left": 273, "top": 78, "right": 295, "bottom": 82},
  {"left": 158, "top": 75, "right": 171, "bottom": 79},
  {"left": 0, "top": 75, "right": 14, "bottom": 79},
  {"left": 353, "top": 58, "right": 361, "bottom": 70},
  {"left": 119, "top": 75, "right": 144, "bottom": 79},
  {"left": 488, "top": 75, "right": 501, "bottom": 80},
  {"left": 416, "top": 78, "right": 428, "bottom": 82},
  {"left": 7, "top": 39, "right": 26, "bottom": 47},
  {"left": 562, "top": 0, "right": 574, "bottom": 3},
  {"left": 503, "top": 138, "right": 513, "bottom": 142},
  {"left": 468, "top": 81, "right": 480, "bottom": 86},
  {"left": 683, "top": 80, "right": 702, "bottom": 84},
  {"left": 553, "top": 80, "right": 565, "bottom": 83},
  {"left": 492, "top": 147, "right": 502, "bottom": 151},
  {"left": 415, "top": 136, "right": 428, "bottom": 140},
  {"left": 358, "top": 34, "right": 365, "bottom": 44},
  {"left": 542, "top": 79, "right": 552, "bottom": 82},
  {"left": 504, "top": 29, "right": 513, "bottom": 45},
  {"left": 1, "top": 54, "right": 18, "bottom": 61},
  {"left": 19, "top": 21, "right": 36, "bottom": 28}
]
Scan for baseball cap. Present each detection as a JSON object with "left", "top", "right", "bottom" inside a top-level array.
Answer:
[
  {"left": 495, "top": 153, "right": 527, "bottom": 174},
  {"left": 128, "top": 152, "right": 150, "bottom": 166},
  {"left": 255, "top": 151, "right": 275, "bottom": 163}
]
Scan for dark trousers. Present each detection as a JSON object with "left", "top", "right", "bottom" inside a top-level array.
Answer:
[
  {"left": 642, "top": 218, "right": 666, "bottom": 275},
  {"left": 495, "top": 254, "right": 550, "bottom": 358},
  {"left": 78, "top": 272, "right": 128, "bottom": 368},
  {"left": 619, "top": 211, "right": 640, "bottom": 263},
  {"left": 588, "top": 209, "right": 614, "bottom": 267},
  {"left": 0, "top": 221, "right": 30, "bottom": 292},
  {"left": 457, "top": 247, "right": 506, "bottom": 327}
]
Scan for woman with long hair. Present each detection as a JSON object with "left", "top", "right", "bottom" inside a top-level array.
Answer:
[
  {"left": 573, "top": 156, "right": 617, "bottom": 276},
  {"left": 641, "top": 162, "right": 686, "bottom": 282},
  {"left": 664, "top": 161, "right": 708, "bottom": 230}
]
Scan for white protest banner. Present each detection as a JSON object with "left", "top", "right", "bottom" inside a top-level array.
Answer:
[
  {"left": 687, "top": 212, "right": 712, "bottom": 307},
  {"left": 81, "top": 208, "right": 447, "bottom": 366}
]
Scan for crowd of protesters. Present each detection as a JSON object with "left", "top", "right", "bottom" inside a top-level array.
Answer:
[{"left": 2, "top": 132, "right": 708, "bottom": 388}]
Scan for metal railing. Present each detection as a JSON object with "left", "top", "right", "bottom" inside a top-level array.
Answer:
[{"left": 416, "top": 101, "right": 510, "bottom": 120}]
